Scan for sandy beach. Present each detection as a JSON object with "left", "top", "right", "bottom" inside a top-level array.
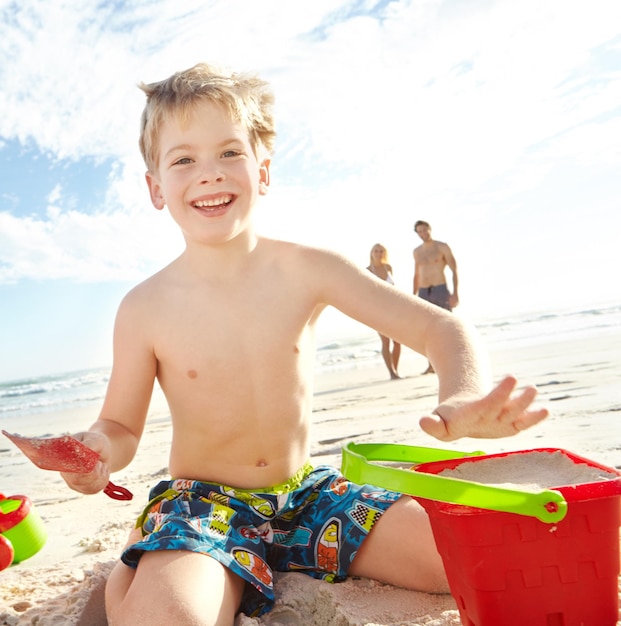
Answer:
[{"left": 1, "top": 325, "right": 620, "bottom": 625}]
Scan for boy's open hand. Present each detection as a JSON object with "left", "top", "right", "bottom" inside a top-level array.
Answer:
[
  {"left": 419, "top": 375, "right": 549, "bottom": 442},
  {"left": 60, "top": 431, "right": 112, "bottom": 495}
]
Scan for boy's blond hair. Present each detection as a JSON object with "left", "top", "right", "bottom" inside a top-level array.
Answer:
[{"left": 138, "top": 62, "right": 276, "bottom": 173}]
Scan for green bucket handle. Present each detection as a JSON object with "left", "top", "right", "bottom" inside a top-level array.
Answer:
[{"left": 341, "top": 442, "right": 568, "bottom": 523}]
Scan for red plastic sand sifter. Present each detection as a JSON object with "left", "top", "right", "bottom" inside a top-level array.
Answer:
[
  {"left": 341, "top": 443, "right": 621, "bottom": 626},
  {"left": 3, "top": 431, "right": 133, "bottom": 501}
]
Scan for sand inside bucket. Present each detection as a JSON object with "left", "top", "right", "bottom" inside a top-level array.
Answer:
[{"left": 436, "top": 450, "right": 617, "bottom": 491}]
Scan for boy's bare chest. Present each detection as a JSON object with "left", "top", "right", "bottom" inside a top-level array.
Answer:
[{"left": 151, "top": 287, "right": 314, "bottom": 367}]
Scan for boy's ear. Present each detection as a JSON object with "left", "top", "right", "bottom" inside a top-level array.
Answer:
[
  {"left": 258, "top": 159, "right": 270, "bottom": 195},
  {"left": 145, "top": 171, "right": 166, "bottom": 210}
]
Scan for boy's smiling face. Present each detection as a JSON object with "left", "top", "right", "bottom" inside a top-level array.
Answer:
[{"left": 146, "top": 100, "right": 270, "bottom": 247}]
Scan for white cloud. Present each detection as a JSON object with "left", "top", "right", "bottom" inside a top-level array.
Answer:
[
  {"left": 0, "top": 0, "right": 619, "bottom": 317},
  {"left": 0, "top": 156, "right": 184, "bottom": 283},
  {"left": 47, "top": 184, "right": 62, "bottom": 205}
]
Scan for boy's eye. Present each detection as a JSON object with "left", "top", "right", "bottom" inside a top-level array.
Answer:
[
  {"left": 222, "top": 150, "right": 241, "bottom": 158},
  {"left": 174, "top": 157, "right": 193, "bottom": 165}
]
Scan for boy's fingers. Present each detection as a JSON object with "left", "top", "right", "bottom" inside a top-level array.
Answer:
[
  {"left": 507, "top": 385, "right": 538, "bottom": 413},
  {"left": 513, "top": 407, "right": 549, "bottom": 431},
  {"left": 484, "top": 375, "right": 518, "bottom": 412},
  {"left": 419, "top": 413, "right": 451, "bottom": 441},
  {"left": 420, "top": 376, "right": 548, "bottom": 442},
  {"left": 499, "top": 386, "right": 546, "bottom": 426}
]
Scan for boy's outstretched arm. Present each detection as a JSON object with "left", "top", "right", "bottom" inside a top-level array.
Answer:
[
  {"left": 61, "top": 288, "right": 156, "bottom": 494},
  {"left": 419, "top": 375, "right": 549, "bottom": 441}
]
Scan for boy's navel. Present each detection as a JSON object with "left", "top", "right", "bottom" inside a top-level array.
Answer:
[
  {"left": 187, "top": 369, "right": 198, "bottom": 379},
  {"left": 256, "top": 459, "right": 267, "bottom": 467}
]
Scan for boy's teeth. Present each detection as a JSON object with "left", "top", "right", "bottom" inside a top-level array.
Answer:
[{"left": 194, "top": 195, "right": 232, "bottom": 208}]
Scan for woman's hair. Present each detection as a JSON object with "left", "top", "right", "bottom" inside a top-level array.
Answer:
[
  {"left": 369, "top": 243, "right": 388, "bottom": 266},
  {"left": 138, "top": 62, "right": 276, "bottom": 173}
]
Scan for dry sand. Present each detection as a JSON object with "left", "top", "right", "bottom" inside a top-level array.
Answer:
[{"left": 1, "top": 328, "right": 620, "bottom": 625}]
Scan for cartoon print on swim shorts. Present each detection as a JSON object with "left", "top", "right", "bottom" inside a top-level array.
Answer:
[
  {"left": 207, "top": 502, "right": 236, "bottom": 536},
  {"left": 315, "top": 517, "right": 341, "bottom": 574},
  {"left": 272, "top": 524, "right": 312, "bottom": 548},
  {"left": 348, "top": 499, "right": 384, "bottom": 533},
  {"left": 232, "top": 547, "right": 273, "bottom": 587},
  {"left": 328, "top": 475, "right": 350, "bottom": 497},
  {"left": 240, "top": 521, "right": 274, "bottom": 543}
]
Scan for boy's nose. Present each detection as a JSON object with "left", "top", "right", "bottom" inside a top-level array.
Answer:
[
  {"left": 198, "top": 162, "right": 225, "bottom": 184},
  {"left": 199, "top": 173, "right": 225, "bottom": 184}
]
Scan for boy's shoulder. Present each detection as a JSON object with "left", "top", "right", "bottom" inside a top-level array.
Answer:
[
  {"left": 257, "top": 237, "right": 343, "bottom": 265},
  {"left": 117, "top": 261, "right": 178, "bottom": 311}
]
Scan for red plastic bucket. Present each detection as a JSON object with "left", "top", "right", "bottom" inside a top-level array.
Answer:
[{"left": 414, "top": 448, "right": 621, "bottom": 626}]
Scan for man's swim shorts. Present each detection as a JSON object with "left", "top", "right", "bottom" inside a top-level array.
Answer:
[
  {"left": 121, "top": 463, "right": 401, "bottom": 617},
  {"left": 418, "top": 284, "right": 452, "bottom": 311}
]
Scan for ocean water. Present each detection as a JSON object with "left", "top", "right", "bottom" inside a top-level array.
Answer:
[
  {"left": 0, "top": 368, "right": 112, "bottom": 423},
  {"left": 1, "top": 303, "right": 619, "bottom": 425}
]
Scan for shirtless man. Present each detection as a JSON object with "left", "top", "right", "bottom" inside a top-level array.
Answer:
[{"left": 413, "top": 220, "right": 458, "bottom": 374}]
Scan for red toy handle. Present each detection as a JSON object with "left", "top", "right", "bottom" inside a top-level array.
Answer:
[{"left": 104, "top": 481, "right": 133, "bottom": 501}]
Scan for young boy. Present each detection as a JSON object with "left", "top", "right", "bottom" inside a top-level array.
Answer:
[{"left": 61, "top": 63, "right": 548, "bottom": 626}]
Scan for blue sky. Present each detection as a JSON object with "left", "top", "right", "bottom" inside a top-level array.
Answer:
[{"left": 1, "top": 0, "right": 621, "bottom": 381}]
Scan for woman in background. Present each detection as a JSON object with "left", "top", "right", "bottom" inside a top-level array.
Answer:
[{"left": 367, "top": 244, "right": 401, "bottom": 379}]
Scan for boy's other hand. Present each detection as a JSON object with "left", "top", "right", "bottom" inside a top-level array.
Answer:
[
  {"left": 60, "top": 431, "right": 112, "bottom": 495},
  {"left": 419, "top": 375, "right": 549, "bottom": 442}
]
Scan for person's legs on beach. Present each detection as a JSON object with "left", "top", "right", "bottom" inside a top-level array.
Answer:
[
  {"left": 380, "top": 334, "right": 401, "bottom": 379},
  {"left": 391, "top": 340, "right": 401, "bottom": 377},
  {"left": 348, "top": 496, "right": 448, "bottom": 593},
  {"left": 106, "top": 536, "right": 244, "bottom": 626}
]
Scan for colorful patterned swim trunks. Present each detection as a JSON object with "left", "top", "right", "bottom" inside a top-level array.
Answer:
[{"left": 121, "top": 463, "right": 401, "bottom": 616}]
